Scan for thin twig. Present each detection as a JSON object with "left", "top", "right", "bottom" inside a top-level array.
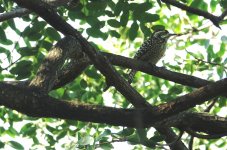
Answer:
[
  {"left": 204, "top": 98, "right": 218, "bottom": 112},
  {"left": 2, "top": 56, "right": 22, "bottom": 70},
  {"left": 188, "top": 135, "right": 194, "bottom": 150},
  {"left": 185, "top": 50, "right": 227, "bottom": 70},
  {"left": 0, "top": 8, "right": 31, "bottom": 22}
]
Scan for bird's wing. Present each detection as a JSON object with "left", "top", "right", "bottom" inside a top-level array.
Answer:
[{"left": 133, "top": 38, "right": 153, "bottom": 60}]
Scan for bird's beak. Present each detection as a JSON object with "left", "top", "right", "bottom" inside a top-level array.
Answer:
[
  {"left": 169, "top": 33, "right": 178, "bottom": 36},
  {"left": 164, "top": 33, "right": 179, "bottom": 39},
  {"left": 169, "top": 33, "right": 183, "bottom": 37}
]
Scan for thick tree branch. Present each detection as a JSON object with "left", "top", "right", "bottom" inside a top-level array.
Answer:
[
  {"left": 13, "top": 0, "right": 151, "bottom": 109},
  {"left": 161, "top": 0, "right": 227, "bottom": 28},
  {"left": 29, "top": 36, "right": 82, "bottom": 92},
  {"left": 162, "top": 112, "right": 227, "bottom": 135},
  {"left": 155, "top": 78, "right": 227, "bottom": 118},
  {"left": 0, "top": 82, "right": 227, "bottom": 135}
]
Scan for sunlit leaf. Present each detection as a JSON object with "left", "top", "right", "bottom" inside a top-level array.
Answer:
[{"left": 8, "top": 141, "right": 24, "bottom": 150}]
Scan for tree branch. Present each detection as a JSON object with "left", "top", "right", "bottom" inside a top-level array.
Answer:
[
  {"left": 13, "top": 0, "right": 152, "bottom": 109},
  {"left": 0, "top": 0, "right": 71, "bottom": 22},
  {"left": 161, "top": 0, "right": 227, "bottom": 28},
  {"left": 0, "top": 82, "right": 226, "bottom": 135},
  {"left": 29, "top": 36, "right": 82, "bottom": 92},
  {"left": 0, "top": 8, "right": 30, "bottom": 22},
  {"left": 186, "top": 129, "right": 227, "bottom": 139},
  {"left": 154, "top": 78, "right": 227, "bottom": 119}
]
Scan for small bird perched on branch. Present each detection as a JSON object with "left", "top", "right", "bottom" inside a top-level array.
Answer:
[
  {"left": 127, "top": 30, "right": 176, "bottom": 84},
  {"left": 104, "top": 30, "right": 176, "bottom": 91}
]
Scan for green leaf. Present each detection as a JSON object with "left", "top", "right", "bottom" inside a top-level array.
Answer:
[
  {"left": 17, "top": 47, "right": 38, "bottom": 56},
  {"left": 217, "top": 43, "right": 225, "bottom": 57},
  {"left": 114, "top": 1, "right": 126, "bottom": 16},
  {"left": 0, "top": 27, "right": 7, "bottom": 43},
  {"left": 45, "top": 27, "right": 61, "bottom": 41},
  {"left": 219, "top": 97, "right": 226, "bottom": 107},
  {"left": 0, "top": 39, "right": 13, "bottom": 45},
  {"left": 217, "top": 66, "right": 224, "bottom": 78},
  {"left": 197, "top": 65, "right": 208, "bottom": 71},
  {"left": 107, "top": 19, "right": 121, "bottom": 28},
  {"left": 100, "top": 143, "right": 114, "bottom": 149},
  {"left": 7, "top": 20, "right": 20, "bottom": 34},
  {"left": 149, "top": 134, "right": 164, "bottom": 142},
  {"left": 109, "top": 30, "right": 121, "bottom": 38},
  {"left": 0, "top": 141, "right": 4, "bottom": 148},
  {"left": 8, "top": 141, "right": 24, "bottom": 150},
  {"left": 190, "top": 0, "right": 208, "bottom": 11},
  {"left": 96, "top": 129, "right": 111, "bottom": 141},
  {"left": 40, "top": 40, "right": 53, "bottom": 51},
  {"left": 80, "top": 79, "right": 87, "bottom": 89},
  {"left": 86, "top": 16, "right": 105, "bottom": 28},
  {"left": 87, "top": 1, "right": 107, "bottom": 10},
  {"left": 85, "top": 67, "right": 102, "bottom": 80},
  {"left": 157, "top": 0, "right": 162, "bottom": 7},
  {"left": 220, "top": 0, "right": 227, "bottom": 8},
  {"left": 120, "top": 10, "right": 129, "bottom": 26},
  {"left": 187, "top": 0, "right": 208, "bottom": 20},
  {"left": 151, "top": 25, "right": 165, "bottom": 31},
  {"left": 20, "top": 123, "right": 36, "bottom": 136},
  {"left": 168, "top": 85, "right": 182, "bottom": 95},
  {"left": 68, "top": 9, "right": 86, "bottom": 20},
  {"left": 127, "top": 133, "right": 140, "bottom": 145},
  {"left": 129, "top": 21, "right": 139, "bottom": 41},
  {"left": 140, "top": 13, "right": 160, "bottom": 23},
  {"left": 117, "top": 128, "right": 135, "bottom": 136},
  {"left": 207, "top": 45, "right": 214, "bottom": 62},
  {"left": 136, "top": 129, "right": 148, "bottom": 143},
  {"left": 78, "top": 135, "right": 94, "bottom": 146},
  {"left": 130, "top": 2, "right": 153, "bottom": 12},
  {"left": 56, "top": 131, "right": 67, "bottom": 140},
  {"left": 23, "top": 26, "right": 42, "bottom": 41},
  {"left": 139, "top": 2, "right": 153, "bottom": 11},
  {"left": 105, "top": 10, "right": 115, "bottom": 17},
  {"left": 140, "top": 24, "right": 151, "bottom": 37},
  {"left": 0, "top": 5, "right": 4, "bottom": 13},
  {"left": 10, "top": 60, "right": 33, "bottom": 79},
  {"left": 86, "top": 28, "right": 108, "bottom": 40},
  {"left": 46, "top": 125, "right": 56, "bottom": 133},
  {"left": 210, "top": 0, "right": 218, "bottom": 12}
]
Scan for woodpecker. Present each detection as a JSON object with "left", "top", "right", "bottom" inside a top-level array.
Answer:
[
  {"left": 127, "top": 30, "right": 175, "bottom": 84},
  {"left": 104, "top": 30, "right": 175, "bottom": 91}
]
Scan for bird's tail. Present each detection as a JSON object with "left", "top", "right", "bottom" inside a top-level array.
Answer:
[
  {"left": 103, "top": 69, "right": 137, "bottom": 92},
  {"left": 127, "top": 69, "right": 137, "bottom": 84}
]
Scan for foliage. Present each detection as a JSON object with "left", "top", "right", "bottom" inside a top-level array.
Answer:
[{"left": 0, "top": 0, "right": 227, "bottom": 149}]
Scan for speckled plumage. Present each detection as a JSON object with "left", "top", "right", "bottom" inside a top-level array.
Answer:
[{"left": 127, "top": 30, "right": 171, "bottom": 84}]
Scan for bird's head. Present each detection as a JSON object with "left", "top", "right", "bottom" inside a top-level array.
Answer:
[{"left": 153, "top": 30, "right": 176, "bottom": 42}]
